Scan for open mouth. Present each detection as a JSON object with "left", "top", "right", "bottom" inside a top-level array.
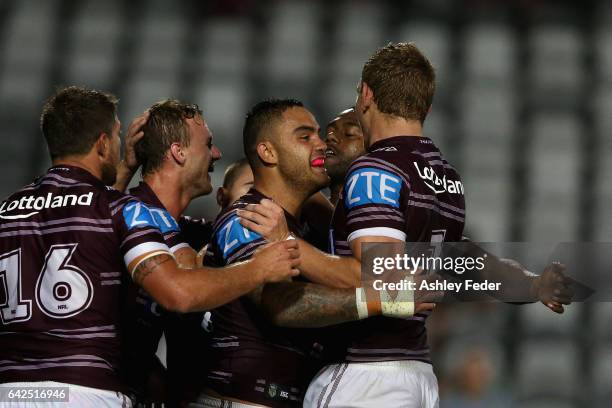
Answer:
[{"left": 325, "top": 148, "right": 336, "bottom": 158}]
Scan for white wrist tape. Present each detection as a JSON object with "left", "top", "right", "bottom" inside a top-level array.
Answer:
[
  {"left": 380, "top": 285, "right": 415, "bottom": 318},
  {"left": 355, "top": 282, "right": 416, "bottom": 320},
  {"left": 355, "top": 288, "right": 369, "bottom": 320}
]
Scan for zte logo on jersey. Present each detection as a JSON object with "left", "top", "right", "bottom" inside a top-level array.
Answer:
[
  {"left": 344, "top": 167, "right": 402, "bottom": 209},
  {"left": 414, "top": 162, "right": 464, "bottom": 195},
  {"left": 216, "top": 215, "right": 261, "bottom": 259},
  {"left": 122, "top": 201, "right": 179, "bottom": 233}
]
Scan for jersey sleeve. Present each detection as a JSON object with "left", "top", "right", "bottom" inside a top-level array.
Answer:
[
  {"left": 342, "top": 162, "right": 408, "bottom": 242},
  {"left": 110, "top": 197, "right": 173, "bottom": 278},
  {"left": 210, "top": 211, "right": 265, "bottom": 265},
  {"left": 145, "top": 205, "right": 190, "bottom": 254}
]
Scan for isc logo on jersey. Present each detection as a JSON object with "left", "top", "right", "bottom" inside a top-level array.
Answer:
[
  {"left": 344, "top": 167, "right": 402, "bottom": 209},
  {"left": 215, "top": 214, "right": 262, "bottom": 260},
  {"left": 122, "top": 201, "right": 180, "bottom": 234}
]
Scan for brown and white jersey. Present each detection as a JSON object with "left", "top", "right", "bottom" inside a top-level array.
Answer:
[
  {"left": 329, "top": 136, "right": 465, "bottom": 363},
  {"left": 121, "top": 182, "right": 192, "bottom": 397},
  {"left": 0, "top": 166, "right": 171, "bottom": 392},
  {"left": 203, "top": 189, "right": 316, "bottom": 407}
]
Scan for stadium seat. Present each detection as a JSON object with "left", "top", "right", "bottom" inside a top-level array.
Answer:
[
  {"left": 65, "top": 0, "right": 121, "bottom": 89},
  {"left": 527, "top": 25, "right": 584, "bottom": 108},
  {"left": 200, "top": 18, "right": 252, "bottom": 77},
  {"left": 516, "top": 340, "right": 580, "bottom": 399},
  {"left": 519, "top": 400, "right": 576, "bottom": 408},
  {"left": 593, "top": 344, "right": 612, "bottom": 404},
  {"left": 520, "top": 303, "right": 583, "bottom": 337},
  {"left": 592, "top": 302, "right": 612, "bottom": 340},
  {"left": 194, "top": 79, "right": 247, "bottom": 155},
  {"left": 594, "top": 27, "right": 612, "bottom": 85},
  {"left": 525, "top": 113, "right": 582, "bottom": 241},
  {"left": 330, "top": 0, "right": 384, "bottom": 80},
  {"left": 464, "top": 22, "right": 516, "bottom": 83},
  {"left": 264, "top": 0, "right": 319, "bottom": 83},
  {"left": 0, "top": 0, "right": 58, "bottom": 110},
  {"left": 132, "top": 7, "right": 186, "bottom": 77}
]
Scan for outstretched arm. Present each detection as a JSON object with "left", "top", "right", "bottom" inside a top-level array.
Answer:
[
  {"left": 252, "top": 278, "right": 439, "bottom": 328},
  {"left": 446, "top": 240, "right": 573, "bottom": 313}
]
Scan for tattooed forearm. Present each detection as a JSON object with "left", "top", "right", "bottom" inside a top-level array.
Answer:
[
  {"left": 260, "top": 282, "right": 358, "bottom": 328},
  {"left": 133, "top": 253, "right": 173, "bottom": 285}
]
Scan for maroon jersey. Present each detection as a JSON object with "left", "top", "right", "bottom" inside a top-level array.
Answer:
[
  {"left": 0, "top": 166, "right": 171, "bottom": 392},
  {"left": 204, "top": 189, "right": 314, "bottom": 407},
  {"left": 329, "top": 136, "right": 465, "bottom": 363},
  {"left": 122, "top": 182, "right": 190, "bottom": 397},
  {"left": 125, "top": 182, "right": 211, "bottom": 405}
]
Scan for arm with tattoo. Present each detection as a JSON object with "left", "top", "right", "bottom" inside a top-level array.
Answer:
[
  {"left": 128, "top": 240, "right": 300, "bottom": 313},
  {"left": 132, "top": 253, "right": 174, "bottom": 285},
  {"left": 255, "top": 282, "right": 359, "bottom": 328}
]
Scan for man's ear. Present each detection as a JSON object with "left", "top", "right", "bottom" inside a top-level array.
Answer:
[
  {"left": 95, "top": 133, "right": 110, "bottom": 159},
  {"left": 169, "top": 142, "right": 186, "bottom": 165},
  {"left": 256, "top": 141, "right": 277, "bottom": 166},
  {"left": 360, "top": 81, "right": 374, "bottom": 109},
  {"left": 216, "top": 187, "right": 227, "bottom": 208}
]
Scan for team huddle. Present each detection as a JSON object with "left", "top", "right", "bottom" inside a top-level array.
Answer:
[{"left": 0, "top": 43, "right": 573, "bottom": 408}]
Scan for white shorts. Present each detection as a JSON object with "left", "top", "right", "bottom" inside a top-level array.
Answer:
[
  {"left": 303, "top": 360, "right": 439, "bottom": 408},
  {"left": 0, "top": 381, "right": 132, "bottom": 408},
  {"left": 188, "top": 394, "right": 267, "bottom": 408}
]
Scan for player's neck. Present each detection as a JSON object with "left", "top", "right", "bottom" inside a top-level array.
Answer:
[
  {"left": 143, "top": 172, "right": 188, "bottom": 220},
  {"left": 253, "top": 174, "right": 308, "bottom": 219},
  {"left": 366, "top": 115, "right": 423, "bottom": 148},
  {"left": 52, "top": 157, "right": 102, "bottom": 181},
  {"left": 329, "top": 183, "right": 343, "bottom": 206}
]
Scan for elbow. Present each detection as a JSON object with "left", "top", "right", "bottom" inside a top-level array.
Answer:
[{"left": 156, "top": 284, "right": 196, "bottom": 314}]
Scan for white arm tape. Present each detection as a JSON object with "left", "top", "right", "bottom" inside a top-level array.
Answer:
[
  {"left": 380, "top": 287, "right": 415, "bottom": 318},
  {"left": 355, "top": 288, "right": 369, "bottom": 320},
  {"left": 355, "top": 282, "right": 416, "bottom": 320}
]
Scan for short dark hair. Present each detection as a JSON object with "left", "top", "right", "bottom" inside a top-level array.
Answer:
[
  {"left": 362, "top": 42, "right": 435, "bottom": 123},
  {"left": 40, "top": 86, "right": 118, "bottom": 160},
  {"left": 136, "top": 99, "right": 202, "bottom": 176},
  {"left": 222, "top": 158, "right": 250, "bottom": 189},
  {"left": 242, "top": 98, "right": 303, "bottom": 168}
]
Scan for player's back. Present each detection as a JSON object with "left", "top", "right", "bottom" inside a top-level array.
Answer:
[
  {"left": 329, "top": 135, "right": 466, "bottom": 363},
  {"left": 0, "top": 165, "right": 159, "bottom": 392}
]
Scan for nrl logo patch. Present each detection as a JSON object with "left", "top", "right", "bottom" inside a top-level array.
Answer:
[{"left": 267, "top": 383, "right": 278, "bottom": 398}]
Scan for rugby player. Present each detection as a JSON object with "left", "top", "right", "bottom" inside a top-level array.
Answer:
[
  {"left": 191, "top": 99, "right": 430, "bottom": 408},
  {"left": 216, "top": 158, "right": 254, "bottom": 210},
  {"left": 240, "top": 44, "right": 573, "bottom": 407},
  {"left": 0, "top": 86, "right": 300, "bottom": 408},
  {"left": 120, "top": 99, "right": 226, "bottom": 406},
  {"left": 324, "top": 108, "right": 365, "bottom": 205}
]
